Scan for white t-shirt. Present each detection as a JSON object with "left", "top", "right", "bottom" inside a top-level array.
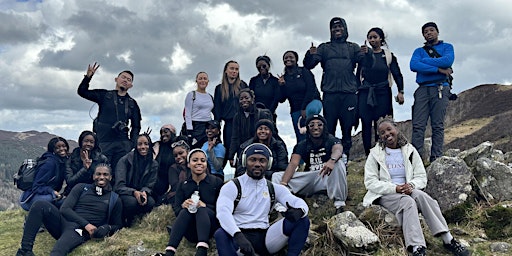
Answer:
[{"left": 385, "top": 147, "right": 406, "bottom": 185}]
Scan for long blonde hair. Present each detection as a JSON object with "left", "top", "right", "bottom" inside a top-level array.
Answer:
[{"left": 220, "top": 60, "right": 241, "bottom": 101}]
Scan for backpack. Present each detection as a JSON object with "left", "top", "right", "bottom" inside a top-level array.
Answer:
[
  {"left": 80, "top": 184, "right": 119, "bottom": 222},
  {"left": 13, "top": 158, "right": 47, "bottom": 191},
  {"left": 232, "top": 177, "right": 275, "bottom": 214}
]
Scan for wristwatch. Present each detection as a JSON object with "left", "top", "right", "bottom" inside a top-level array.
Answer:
[{"left": 330, "top": 157, "right": 338, "bottom": 162}]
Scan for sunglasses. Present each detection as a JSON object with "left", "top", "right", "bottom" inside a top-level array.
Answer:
[
  {"left": 308, "top": 122, "right": 324, "bottom": 128},
  {"left": 171, "top": 140, "right": 190, "bottom": 149},
  {"left": 257, "top": 64, "right": 268, "bottom": 69}
]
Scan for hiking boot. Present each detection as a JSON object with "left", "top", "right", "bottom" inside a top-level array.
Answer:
[
  {"left": 444, "top": 238, "right": 470, "bottom": 256},
  {"left": 16, "top": 249, "right": 35, "bottom": 256},
  {"left": 195, "top": 246, "right": 208, "bottom": 256},
  {"left": 412, "top": 246, "right": 426, "bottom": 256},
  {"left": 164, "top": 250, "right": 175, "bottom": 256}
]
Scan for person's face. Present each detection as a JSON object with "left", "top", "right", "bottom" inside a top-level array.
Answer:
[
  {"left": 378, "top": 122, "right": 398, "bottom": 149},
  {"left": 136, "top": 136, "right": 150, "bottom": 156},
  {"left": 93, "top": 166, "right": 112, "bottom": 188},
  {"left": 283, "top": 52, "right": 297, "bottom": 68},
  {"left": 225, "top": 62, "right": 239, "bottom": 80},
  {"left": 367, "top": 31, "right": 382, "bottom": 49},
  {"left": 196, "top": 72, "right": 209, "bottom": 90},
  {"left": 81, "top": 135, "right": 95, "bottom": 152},
  {"left": 307, "top": 120, "right": 324, "bottom": 138},
  {"left": 206, "top": 125, "right": 220, "bottom": 139},
  {"left": 422, "top": 26, "right": 439, "bottom": 43},
  {"left": 256, "top": 125, "right": 271, "bottom": 141},
  {"left": 115, "top": 72, "right": 133, "bottom": 92},
  {"left": 239, "top": 91, "right": 254, "bottom": 110},
  {"left": 173, "top": 146, "right": 189, "bottom": 165},
  {"left": 246, "top": 154, "right": 267, "bottom": 180},
  {"left": 331, "top": 24, "right": 345, "bottom": 39},
  {"left": 160, "top": 128, "right": 173, "bottom": 143},
  {"left": 188, "top": 151, "right": 207, "bottom": 176},
  {"left": 256, "top": 60, "right": 269, "bottom": 76},
  {"left": 54, "top": 141, "right": 68, "bottom": 157}
]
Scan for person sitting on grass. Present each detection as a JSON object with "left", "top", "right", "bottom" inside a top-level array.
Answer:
[
  {"left": 164, "top": 149, "right": 223, "bottom": 256},
  {"left": 16, "top": 164, "right": 122, "bottom": 256}
]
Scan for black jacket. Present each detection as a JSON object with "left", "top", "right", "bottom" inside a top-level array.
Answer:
[
  {"left": 249, "top": 74, "right": 280, "bottom": 113},
  {"left": 279, "top": 66, "right": 320, "bottom": 113},
  {"left": 213, "top": 81, "right": 248, "bottom": 121},
  {"left": 236, "top": 137, "right": 288, "bottom": 177},
  {"left": 228, "top": 107, "right": 273, "bottom": 159},
  {"left": 172, "top": 174, "right": 223, "bottom": 215},
  {"left": 114, "top": 151, "right": 158, "bottom": 196},
  {"left": 77, "top": 76, "right": 141, "bottom": 145},
  {"left": 64, "top": 147, "right": 109, "bottom": 196}
]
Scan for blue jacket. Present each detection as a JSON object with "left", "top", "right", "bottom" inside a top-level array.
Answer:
[
  {"left": 20, "top": 151, "right": 66, "bottom": 202},
  {"left": 410, "top": 41, "right": 454, "bottom": 86}
]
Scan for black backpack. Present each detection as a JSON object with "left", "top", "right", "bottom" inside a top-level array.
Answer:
[
  {"left": 232, "top": 177, "right": 275, "bottom": 214},
  {"left": 13, "top": 158, "right": 47, "bottom": 191}
]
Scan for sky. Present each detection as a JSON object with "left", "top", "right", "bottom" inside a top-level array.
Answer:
[{"left": 1, "top": 0, "right": 511, "bottom": 150}]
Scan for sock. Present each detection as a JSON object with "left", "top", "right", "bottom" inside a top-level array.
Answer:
[{"left": 441, "top": 232, "right": 454, "bottom": 244}]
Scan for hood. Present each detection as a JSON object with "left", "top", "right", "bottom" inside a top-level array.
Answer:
[{"left": 330, "top": 17, "right": 348, "bottom": 43}]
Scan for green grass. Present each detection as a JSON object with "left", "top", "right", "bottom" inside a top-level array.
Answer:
[{"left": 3, "top": 159, "right": 512, "bottom": 255}]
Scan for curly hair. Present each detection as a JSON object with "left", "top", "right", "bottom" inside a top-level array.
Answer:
[{"left": 376, "top": 116, "right": 408, "bottom": 149}]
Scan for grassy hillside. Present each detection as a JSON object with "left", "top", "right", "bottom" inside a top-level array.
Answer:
[{"left": 2, "top": 160, "right": 511, "bottom": 255}]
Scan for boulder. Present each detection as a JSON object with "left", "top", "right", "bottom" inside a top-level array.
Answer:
[
  {"left": 457, "top": 141, "right": 494, "bottom": 167},
  {"left": 444, "top": 148, "right": 461, "bottom": 157},
  {"left": 489, "top": 242, "right": 511, "bottom": 253},
  {"left": 474, "top": 158, "right": 512, "bottom": 202},
  {"left": 327, "top": 211, "right": 380, "bottom": 254},
  {"left": 424, "top": 156, "right": 473, "bottom": 212}
]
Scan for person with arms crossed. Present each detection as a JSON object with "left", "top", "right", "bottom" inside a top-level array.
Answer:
[
  {"left": 77, "top": 63, "right": 141, "bottom": 175},
  {"left": 215, "top": 143, "right": 310, "bottom": 256},
  {"left": 410, "top": 22, "right": 454, "bottom": 162}
]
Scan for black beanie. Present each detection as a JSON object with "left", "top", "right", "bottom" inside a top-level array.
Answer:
[
  {"left": 306, "top": 114, "right": 327, "bottom": 127},
  {"left": 256, "top": 55, "right": 271, "bottom": 66},
  {"left": 330, "top": 17, "right": 343, "bottom": 29},
  {"left": 255, "top": 119, "right": 275, "bottom": 133},
  {"left": 422, "top": 22, "right": 438, "bottom": 33}
]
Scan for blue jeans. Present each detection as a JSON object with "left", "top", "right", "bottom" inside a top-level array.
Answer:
[{"left": 291, "top": 99, "right": 322, "bottom": 144}]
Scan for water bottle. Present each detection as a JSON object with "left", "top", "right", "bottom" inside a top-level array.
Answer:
[
  {"left": 188, "top": 191, "right": 200, "bottom": 213},
  {"left": 341, "top": 154, "right": 348, "bottom": 167}
]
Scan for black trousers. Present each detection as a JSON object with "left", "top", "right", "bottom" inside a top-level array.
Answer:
[
  {"left": 167, "top": 207, "right": 219, "bottom": 248},
  {"left": 358, "top": 87, "right": 393, "bottom": 155},
  {"left": 322, "top": 92, "right": 358, "bottom": 158}
]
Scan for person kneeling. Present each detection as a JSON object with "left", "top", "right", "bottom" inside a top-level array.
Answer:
[
  {"left": 215, "top": 143, "right": 310, "bottom": 256},
  {"left": 16, "top": 164, "right": 122, "bottom": 256}
]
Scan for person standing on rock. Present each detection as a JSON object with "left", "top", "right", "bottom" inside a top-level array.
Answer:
[
  {"left": 363, "top": 117, "right": 469, "bottom": 256},
  {"left": 410, "top": 22, "right": 455, "bottom": 162}
]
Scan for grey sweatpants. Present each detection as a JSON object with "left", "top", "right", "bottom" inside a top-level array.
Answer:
[
  {"left": 378, "top": 189, "right": 449, "bottom": 249},
  {"left": 272, "top": 161, "right": 347, "bottom": 208},
  {"left": 411, "top": 85, "right": 449, "bottom": 160}
]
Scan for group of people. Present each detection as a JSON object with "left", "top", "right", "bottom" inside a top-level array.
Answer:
[{"left": 16, "top": 17, "right": 466, "bottom": 256}]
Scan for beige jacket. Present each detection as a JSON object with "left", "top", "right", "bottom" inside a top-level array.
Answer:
[{"left": 362, "top": 143, "right": 427, "bottom": 207}]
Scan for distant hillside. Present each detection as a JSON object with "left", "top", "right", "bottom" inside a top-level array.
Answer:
[{"left": 350, "top": 84, "right": 512, "bottom": 159}]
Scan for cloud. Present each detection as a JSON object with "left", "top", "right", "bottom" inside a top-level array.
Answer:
[{"left": 0, "top": 0, "right": 511, "bottom": 147}]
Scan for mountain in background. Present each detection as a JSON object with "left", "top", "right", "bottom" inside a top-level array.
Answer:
[{"left": 1, "top": 84, "right": 511, "bottom": 210}]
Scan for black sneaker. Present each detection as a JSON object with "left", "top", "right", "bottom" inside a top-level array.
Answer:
[
  {"left": 16, "top": 249, "right": 35, "bottom": 256},
  {"left": 195, "top": 246, "right": 208, "bottom": 256},
  {"left": 335, "top": 206, "right": 344, "bottom": 215},
  {"left": 444, "top": 238, "right": 470, "bottom": 256},
  {"left": 412, "top": 246, "right": 426, "bottom": 256}
]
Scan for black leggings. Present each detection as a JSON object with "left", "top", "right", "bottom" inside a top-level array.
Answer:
[
  {"left": 120, "top": 194, "right": 155, "bottom": 227},
  {"left": 21, "top": 200, "right": 88, "bottom": 255},
  {"left": 358, "top": 87, "right": 393, "bottom": 155},
  {"left": 167, "top": 206, "right": 219, "bottom": 248}
]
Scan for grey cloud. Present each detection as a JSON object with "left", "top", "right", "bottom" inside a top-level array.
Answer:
[{"left": 0, "top": 11, "right": 47, "bottom": 44}]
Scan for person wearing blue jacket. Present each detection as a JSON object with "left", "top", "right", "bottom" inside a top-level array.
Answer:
[
  {"left": 410, "top": 22, "right": 455, "bottom": 162},
  {"left": 20, "top": 137, "right": 69, "bottom": 211}
]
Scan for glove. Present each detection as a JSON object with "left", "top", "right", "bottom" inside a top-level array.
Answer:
[
  {"left": 92, "top": 225, "right": 110, "bottom": 238},
  {"left": 284, "top": 202, "right": 304, "bottom": 222},
  {"left": 234, "top": 232, "right": 255, "bottom": 256}
]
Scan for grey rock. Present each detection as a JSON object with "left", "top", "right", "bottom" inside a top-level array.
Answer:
[
  {"left": 359, "top": 205, "right": 400, "bottom": 229},
  {"left": 489, "top": 242, "right": 511, "bottom": 252},
  {"left": 474, "top": 158, "right": 512, "bottom": 201},
  {"left": 504, "top": 151, "right": 512, "bottom": 164},
  {"left": 424, "top": 156, "right": 473, "bottom": 211},
  {"left": 327, "top": 211, "right": 380, "bottom": 254},
  {"left": 457, "top": 141, "right": 494, "bottom": 167},
  {"left": 445, "top": 148, "right": 461, "bottom": 157},
  {"left": 491, "top": 149, "right": 505, "bottom": 162}
]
